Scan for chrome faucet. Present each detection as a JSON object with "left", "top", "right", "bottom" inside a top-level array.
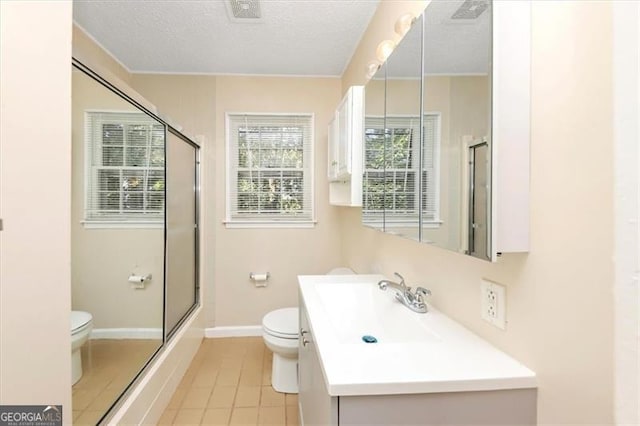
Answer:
[{"left": 378, "top": 272, "right": 431, "bottom": 314}]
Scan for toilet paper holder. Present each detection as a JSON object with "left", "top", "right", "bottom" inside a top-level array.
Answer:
[
  {"left": 129, "top": 273, "right": 152, "bottom": 289},
  {"left": 249, "top": 272, "right": 270, "bottom": 280},
  {"left": 249, "top": 272, "right": 270, "bottom": 287}
]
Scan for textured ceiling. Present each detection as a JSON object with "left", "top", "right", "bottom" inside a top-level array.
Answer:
[
  {"left": 387, "top": 0, "right": 491, "bottom": 78},
  {"left": 73, "top": 0, "right": 380, "bottom": 76}
]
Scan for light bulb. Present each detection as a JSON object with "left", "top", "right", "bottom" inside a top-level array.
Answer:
[
  {"left": 365, "top": 61, "right": 381, "bottom": 79},
  {"left": 375, "top": 39, "right": 396, "bottom": 63},
  {"left": 394, "top": 13, "right": 415, "bottom": 38}
]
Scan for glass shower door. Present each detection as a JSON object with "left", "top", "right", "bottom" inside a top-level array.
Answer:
[{"left": 165, "top": 129, "right": 199, "bottom": 338}]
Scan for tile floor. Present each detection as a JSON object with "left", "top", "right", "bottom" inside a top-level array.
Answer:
[
  {"left": 72, "top": 339, "right": 160, "bottom": 425},
  {"left": 158, "top": 337, "right": 299, "bottom": 426}
]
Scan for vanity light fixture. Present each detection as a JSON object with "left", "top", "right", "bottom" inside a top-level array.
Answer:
[
  {"left": 394, "top": 13, "right": 416, "bottom": 38},
  {"left": 375, "top": 39, "right": 396, "bottom": 63},
  {"left": 365, "top": 61, "right": 381, "bottom": 79}
]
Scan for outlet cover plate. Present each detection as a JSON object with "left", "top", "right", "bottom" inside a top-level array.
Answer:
[{"left": 481, "top": 279, "right": 506, "bottom": 330}]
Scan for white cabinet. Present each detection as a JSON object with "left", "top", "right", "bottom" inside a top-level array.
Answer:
[
  {"left": 297, "top": 298, "right": 536, "bottom": 426},
  {"left": 491, "top": 0, "right": 531, "bottom": 259},
  {"left": 298, "top": 299, "right": 337, "bottom": 426},
  {"left": 328, "top": 86, "right": 364, "bottom": 206},
  {"left": 327, "top": 114, "right": 339, "bottom": 181}
]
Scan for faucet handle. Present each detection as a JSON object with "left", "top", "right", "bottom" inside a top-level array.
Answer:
[
  {"left": 415, "top": 287, "right": 431, "bottom": 302},
  {"left": 393, "top": 272, "right": 406, "bottom": 287}
]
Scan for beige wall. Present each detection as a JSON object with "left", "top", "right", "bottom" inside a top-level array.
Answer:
[
  {"left": 340, "top": 1, "right": 615, "bottom": 424},
  {"left": 213, "top": 76, "right": 343, "bottom": 326},
  {"left": 0, "top": 0, "right": 73, "bottom": 419},
  {"left": 131, "top": 74, "right": 343, "bottom": 327},
  {"left": 71, "top": 69, "right": 164, "bottom": 330}
]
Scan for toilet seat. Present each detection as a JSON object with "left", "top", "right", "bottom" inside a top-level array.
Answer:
[
  {"left": 71, "top": 311, "right": 92, "bottom": 335},
  {"left": 262, "top": 308, "right": 298, "bottom": 339}
]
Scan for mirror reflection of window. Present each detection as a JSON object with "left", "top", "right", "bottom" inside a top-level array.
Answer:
[
  {"left": 363, "top": 115, "right": 440, "bottom": 227},
  {"left": 85, "top": 112, "right": 165, "bottom": 223},
  {"left": 72, "top": 65, "right": 167, "bottom": 425},
  {"left": 421, "top": 115, "right": 441, "bottom": 226},
  {"left": 361, "top": 3, "right": 492, "bottom": 258}
]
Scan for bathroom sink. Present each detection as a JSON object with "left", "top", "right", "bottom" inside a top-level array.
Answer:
[
  {"left": 314, "top": 282, "right": 440, "bottom": 344},
  {"left": 298, "top": 274, "right": 537, "bottom": 396}
]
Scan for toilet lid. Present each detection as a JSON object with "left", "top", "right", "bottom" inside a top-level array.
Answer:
[
  {"left": 327, "top": 267, "right": 355, "bottom": 275},
  {"left": 71, "top": 311, "right": 92, "bottom": 333},
  {"left": 263, "top": 307, "right": 298, "bottom": 337}
]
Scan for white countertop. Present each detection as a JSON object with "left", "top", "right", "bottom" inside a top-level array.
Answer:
[{"left": 298, "top": 274, "right": 537, "bottom": 396}]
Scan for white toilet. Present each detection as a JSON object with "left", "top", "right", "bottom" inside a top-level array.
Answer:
[
  {"left": 262, "top": 267, "right": 354, "bottom": 394},
  {"left": 71, "top": 310, "right": 93, "bottom": 385},
  {"left": 262, "top": 307, "right": 299, "bottom": 393}
]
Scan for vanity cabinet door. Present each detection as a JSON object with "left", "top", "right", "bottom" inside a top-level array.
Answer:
[
  {"left": 328, "top": 86, "right": 364, "bottom": 181},
  {"left": 327, "top": 113, "right": 339, "bottom": 181},
  {"left": 328, "top": 86, "right": 364, "bottom": 206},
  {"left": 335, "top": 93, "right": 351, "bottom": 178},
  {"left": 298, "top": 302, "right": 338, "bottom": 426}
]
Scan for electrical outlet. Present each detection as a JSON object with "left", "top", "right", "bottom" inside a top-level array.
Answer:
[{"left": 481, "top": 279, "right": 506, "bottom": 329}]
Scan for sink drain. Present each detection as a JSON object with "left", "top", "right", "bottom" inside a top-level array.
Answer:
[{"left": 362, "top": 335, "right": 378, "bottom": 343}]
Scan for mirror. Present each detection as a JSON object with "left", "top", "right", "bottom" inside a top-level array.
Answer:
[
  {"left": 362, "top": 1, "right": 492, "bottom": 260},
  {"left": 382, "top": 13, "right": 423, "bottom": 240},
  {"left": 72, "top": 66, "right": 164, "bottom": 424},
  {"left": 362, "top": 14, "right": 423, "bottom": 239},
  {"left": 362, "top": 63, "right": 386, "bottom": 232},
  {"left": 421, "top": 0, "right": 491, "bottom": 259}
]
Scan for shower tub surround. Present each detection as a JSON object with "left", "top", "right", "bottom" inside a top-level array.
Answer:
[{"left": 297, "top": 274, "right": 537, "bottom": 425}]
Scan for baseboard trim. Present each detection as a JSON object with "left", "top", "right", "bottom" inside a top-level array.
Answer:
[
  {"left": 91, "top": 328, "right": 163, "bottom": 340},
  {"left": 205, "top": 325, "right": 262, "bottom": 338}
]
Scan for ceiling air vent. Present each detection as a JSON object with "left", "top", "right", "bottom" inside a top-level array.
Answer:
[
  {"left": 451, "top": 0, "right": 488, "bottom": 20},
  {"left": 226, "top": 0, "right": 262, "bottom": 22}
]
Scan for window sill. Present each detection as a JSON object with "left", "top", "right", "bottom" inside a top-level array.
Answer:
[
  {"left": 422, "top": 221, "right": 444, "bottom": 229},
  {"left": 82, "top": 220, "right": 163, "bottom": 229},
  {"left": 224, "top": 220, "right": 317, "bottom": 229},
  {"left": 362, "top": 219, "right": 443, "bottom": 229}
]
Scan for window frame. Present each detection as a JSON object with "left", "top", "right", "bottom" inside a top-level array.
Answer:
[
  {"left": 225, "top": 112, "right": 316, "bottom": 229},
  {"left": 362, "top": 113, "right": 442, "bottom": 228},
  {"left": 83, "top": 109, "right": 166, "bottom": 229}
]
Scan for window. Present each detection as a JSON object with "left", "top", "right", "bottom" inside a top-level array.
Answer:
[
  {"left": 362, "top": 114, "right": 440, "bottom": 226},
  {"left": 226, "top": 114, "right": 314, "bottom": 227},
  {"left": 85, "top": 112, "right": 165, "bottom": 225}
]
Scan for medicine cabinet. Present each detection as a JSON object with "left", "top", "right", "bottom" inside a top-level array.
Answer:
[{"left": 361, "top": 0, "right": 530, "bottom": 261}]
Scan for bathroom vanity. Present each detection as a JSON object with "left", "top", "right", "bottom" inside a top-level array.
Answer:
[{"left": 297, "top": 275, "right": 537, "bottom": 425}]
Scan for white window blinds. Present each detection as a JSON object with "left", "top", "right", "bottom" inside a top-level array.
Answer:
[
  {"left": 422, "top": 115, "right": 440, "bottom": 221},
  {"left": 226, "top": 114, "right": 314, "bottom": 225},
  {"left": 85, "top": 111, "right": 165, "bottom": 222},
  {"left": 363, "top": 114, "right": 440, "bottom": 222}
]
